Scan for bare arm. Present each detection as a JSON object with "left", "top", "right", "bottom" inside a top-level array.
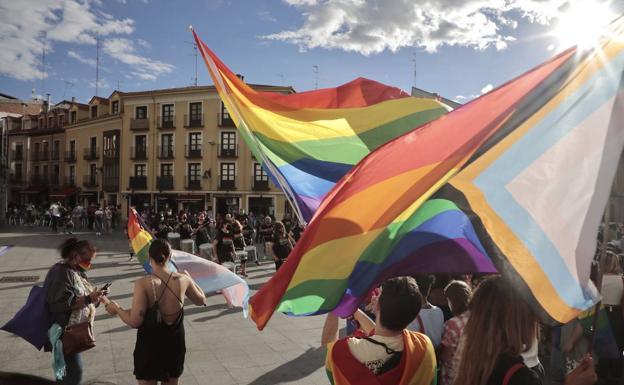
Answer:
[
  {"left": 322, "top": 313, "right": 340, "bottom": 346},
  {"left": 353, "top": 309, "right": 376, "bottom": 335},
  {"left": 108, "top": 279, "right": 148, "bottom": 328},
  {"left": 182, "top": 271, "right": 206, "bottom": 306}
]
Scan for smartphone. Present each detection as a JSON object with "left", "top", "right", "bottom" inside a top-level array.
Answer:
[{"left": 101, "top": 282, "right": 112, "bottom": 291}]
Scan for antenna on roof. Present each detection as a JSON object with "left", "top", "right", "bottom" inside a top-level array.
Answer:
[
  {"left": 116, "top": 79, "right": 123, "bottom": 90},
  {"left": 313, "top": 65, "right": 319, "bottom": 90},
  {"left": 184, "top": 41, "right": 199, "bottom": 86},
  {"left": 95, "top": 34, "right": 101, "bottom": 96},
  {"left": 41, "top": 32, "right": 47, "bottom": 97}
]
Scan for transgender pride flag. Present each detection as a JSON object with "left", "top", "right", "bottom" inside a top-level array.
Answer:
[{"left": 128, "top": 209, "right": 249, "bottom": 315}]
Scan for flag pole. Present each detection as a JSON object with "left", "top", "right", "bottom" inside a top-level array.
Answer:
[{"left": 587, "top": 196, "right": 611, "bottom": 353}]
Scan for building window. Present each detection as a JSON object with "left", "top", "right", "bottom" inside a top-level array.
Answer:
[
  {"left": 160, "top": 163, "right": 173, "bottom": 176},
  {"left": 53, "top": 140, "right": 60, "bottom": 158},
  {"left": 189, "top": 132, "right": 201, "bottom": 150},
  {"left": 34, "top": 165, "right": 40, "bottom": 177},
  {"left": 70, "top": 111, "right": 76, "bottom": 123},
  {"left": 69, "top": 165, "right": 75, "bottom": 184},
  {"left": 89, "top": 137, "right": 97, "bottom": 155},
  {"left": 90, "top": 105, "right": 97, "bottom": 118},
  {"left": 69, "top": 140, "right": 76, "bottom": 156},
  {"left": 221, "top": 102, "right": 230, "bottom": 120},
  {"left": 188, "top": 163, "right": 201, "bottom": 180},
  {"left": 134, "top": 164, "right": 147, "bottom": 176},
  {"left": 162, "top": 104, "right": 174, "bottom": 123},
  {"left": 89, "top": 163, "right": 96, "bottom": 177},
  {"left": 53, "top": 164, "right": 59, "bottom": 183},
  {"left": 161, "top": 134, "right": 173, "bottom": 154},
  {"left": 136, "top": 106, "right": 147, "bottom": 119},
  {"left": 134, "top": 135, "right": 147, "bottom": 158},
  {"left": 189, "top": 102, "right": 202, "bottom": 124},
  {"left": 48, "top": 116, "right": 54, "bottom": 127},
  {"left": 221, "top": 131, "right": 236, "bottom": 152},
  {"left": 111, "top": 100, "right": 119, "bottom": 114},
  {"left": 15, "top": 164, "right": 22, "bottom": 180},
  {"left": 220, "top": 162, "right": 235, "bottom": 181},
  {"left": 254, "top": 163, "right": 268, "bottom": 182},
  {"left": 42, "top": 165, "right": 48, "bottom": 178}
]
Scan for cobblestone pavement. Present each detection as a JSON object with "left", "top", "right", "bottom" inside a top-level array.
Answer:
[{"left": 0, "top": 226, "right": 332, "bottom": 385}]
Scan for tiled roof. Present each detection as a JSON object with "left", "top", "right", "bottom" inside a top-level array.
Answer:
[{"left": 0, "top": 101, "right": 43, "bottom": 115}]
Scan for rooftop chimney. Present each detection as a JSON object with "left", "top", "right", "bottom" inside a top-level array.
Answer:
[
  {"left": 236, "top": 74, "right": 245, "bottom": 82},
  {"left": 71, "top": 96, "right": 76, "bottom": 104}
]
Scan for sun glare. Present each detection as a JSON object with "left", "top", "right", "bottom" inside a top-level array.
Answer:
[{"left": 553, "top": 0, "right": 616, "bottom": 50}]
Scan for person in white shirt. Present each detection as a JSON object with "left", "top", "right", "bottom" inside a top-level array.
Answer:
[
  {"left": 49, "top": 202, "right": 61, "bottom": 233},
  {"left": 408, "top": 275, "right": 444, "bottom": 347}
]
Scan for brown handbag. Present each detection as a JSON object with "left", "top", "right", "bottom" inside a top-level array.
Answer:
[{"left": 62, "top": 321, "right": 95, "bottom": 355}]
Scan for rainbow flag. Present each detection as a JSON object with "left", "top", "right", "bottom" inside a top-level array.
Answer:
[
  {"left": 249, "top": 18, "right": 624, "bottom": 329},
  {"left": 192, "top": 30, "right": 450, "bottom": 222},
  {"left": 325, "top": 331, "right": 436, "bottom": 385},
  {"left": 127, "top": 209, "right": 250, "bottom": 313}
]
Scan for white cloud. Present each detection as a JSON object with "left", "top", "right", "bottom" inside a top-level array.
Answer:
[
  {"left": 258, "top": 10, "right": 277, "bottom": 22},
  {"left": 89, "top": 78, "right": 110, "bottom": 90},
  {"left": 0, "top": 0, "right": 134, "bottom": 81},
  {"left": 103, "top": 38, "right": 174, "bottom": 80},
  {"left": 481, "top": 84, "right": 494, "bottom": 94},
  {"left": 131, "top": 71, "right": 157, "bottom": 81},
  {"left": 68, "top": 50, "right": 96, "bottom": 66},
  {"left": 266, "top": 0, "right": 569, "bottom": 55},
  {"left": 137, "top": 38, "right": 151, "bottom": 49}
]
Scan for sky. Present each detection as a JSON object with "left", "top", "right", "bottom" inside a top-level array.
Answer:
[{"left": 1, "top": 0, "right": 623, "bottom": 105}]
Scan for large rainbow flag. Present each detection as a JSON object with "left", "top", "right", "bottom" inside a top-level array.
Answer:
[
  {"left": 248, "top": 18, "right": 624, "bottom": 329},
  {"left": 127, "top": 209, "right": 249, "bottom": 313},
  {"left": 192, "top": 30, "right": 450, "bottom": 222}
]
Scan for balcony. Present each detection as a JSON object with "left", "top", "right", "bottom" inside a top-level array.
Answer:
[
  {"left": 31, "top": 175, "right": 49, "bottom": 185},
  {"left": 157, "top": 175, "right": 174, "bottom": 191},
  {"left": 64, "top": 151, "right": 76, "bottom": 163},
  {"left": 10, "top": 151, "right": 23, "bottom": 161},
  {"left": 184, "top": 114, "right": 204, "bottom": 128},
  {"left": 50, "top": 174, "right": 60, "bottom": 187},
  {"left": 30, "top": 151, "right": 40, "bottom": 162},
  {"left": 103, "top": 148, "right": 120, "bottom": 161},
  {"left": 157, "top": 145, "right": 175, "bottom": 159},
  {"left": 252, "top": 179, "right": 270, "bottom": 191},
  {"left": 64, "top": 177, "right": 76, "bottom": 187},
  {"left": 83, "top": 147, "right": 99, "bottom": 161},
  {"left": 217, "top": 144, "right": 238, "bottom": 158},
  {"left": 103, "top": 176, "right": 119, "bottom": 192},
  {"left": 131, "top": 146, "right": 148, "bottom": 160},
  {"left": 39, "top": 151, "right": 49, "bottom": 161},
  {"left": 185, "top": 145, "right": 202, "bottom": 158},
  {"left": 218, "top": 179, "right": 236, "bottom": 190},
  {"left": 129, "top": 176, "right": 147, "bottom": 190},
  {"left": 50, "top": 150, "right": 60, "bottom": 161},
  {"left": 9, "top": 174, "right": 24, "bottom": 184},
  {"left": 157, "top": 115, "right": 176, "bottom": 129},
  {"left": 83, "top": 175, "right": 98, "bottom": 188},
  {"left": 217, "top": 113, "right": 235, "bottom": 127},
  {"left": 185, "top": 177, "right": 201, "bottom": 190},
  {"left": 130, "top": 118, "right": 149, "bottom": 131}
]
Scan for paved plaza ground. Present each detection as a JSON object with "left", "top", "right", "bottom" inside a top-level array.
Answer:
[{"left": 0, "top": 227, "right": 333, "bottom": 385}]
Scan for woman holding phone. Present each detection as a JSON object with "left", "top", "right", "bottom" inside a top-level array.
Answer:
[{"left": 104, "top": 239, "right": 206, "bottom": 385}]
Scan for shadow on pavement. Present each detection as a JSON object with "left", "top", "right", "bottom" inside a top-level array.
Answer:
[{"left": 247, "top": 347, "right": 325, "bottom": 385}]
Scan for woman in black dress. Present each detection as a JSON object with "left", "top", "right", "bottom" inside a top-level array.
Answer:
[
  {"left": 212, "top": 219, "right": 235, "bottom": 264},
  {"left": 104, "top": 239, "right": 206, "bottom": 385},
  {"left": 271, "top": 221, "right": 293, "bottom": 271}
]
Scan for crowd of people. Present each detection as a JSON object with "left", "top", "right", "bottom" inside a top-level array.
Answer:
[
  {"left": 138, "top": 207, "right": 305, "bottom": 277},
  {"left": 321, "top": 228, "right": 624, "bottom": 385},
  {"left": 10, "top": 210, "right": 624, "bottom": 385},
  {"left": 6, "top": 202, "right": 122, "bottom": 236}
]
